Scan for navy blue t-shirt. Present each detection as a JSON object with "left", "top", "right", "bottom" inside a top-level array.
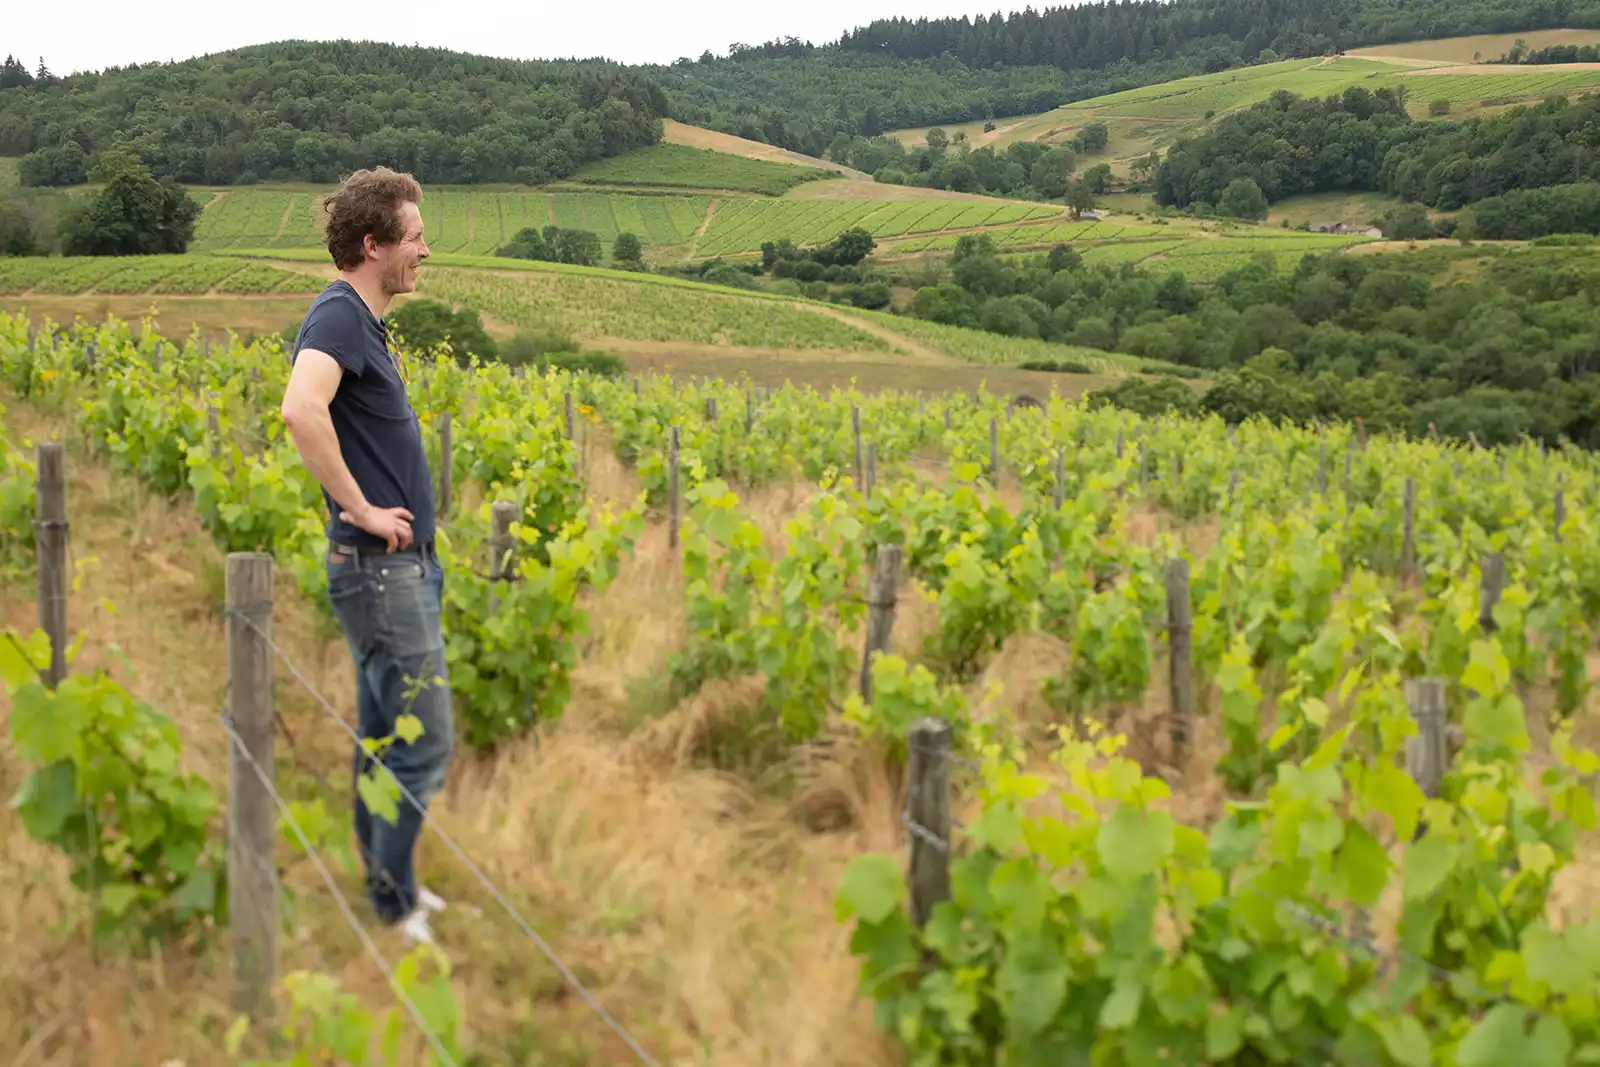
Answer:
[{"left": 291, "top": 280, "right": 436, "bottom": 551}]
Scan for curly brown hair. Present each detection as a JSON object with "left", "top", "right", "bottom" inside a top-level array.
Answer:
[{"left": 321, "top": 167, "right": 422, "bottom": 271}]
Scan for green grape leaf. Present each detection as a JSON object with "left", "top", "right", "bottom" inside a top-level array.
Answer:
[
  {"left": 834, "top": 854, "right": 904, "bottom": 924},
  {"left": 1402, "top": 834, "right": 1459, "bottom": 903},
  {"left": 1334, "top": 823, "right": 1389, "bottom": 908},
  {"left": 356, "top": 772, "right": 400, "bottom": 826},
  {"left": 1377, "top": 1015, "right": 1431, "bottom": 1067},
  {"left": 394, "top": 714, "right": 425, "bottom": 745},
  {"left": 1098, "top": 975, "right": 1143, "bottom": 1031},
  {"left": 1097, "top": 805, "right": 1175, "bottom": 880},
  {"left": 997, "top": 938, "right": 1069, "bottom": 1039},
  {"left": 1458, "top": 1005, "right": 1570, "bottom": 1067},
  {"left": 1206, "top": 1009, "right": 1243, "bottom": 1060},
  {"left": 11, "top": 761, "right": 79, "bottom": 838}
]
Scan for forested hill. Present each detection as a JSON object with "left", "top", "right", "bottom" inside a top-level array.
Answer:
[
  {"left": 834, "top": 0, "right": 1600, "bottom": 63},
  {"left": 0, "top": 41, "right": 667, "bottom": 186},
  {"left": 659, "top": 0, "right": 1600, "bottom": 154}
]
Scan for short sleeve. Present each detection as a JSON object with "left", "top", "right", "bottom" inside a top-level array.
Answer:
[{"left": 293, "top": 293, "right": 367, "bottom": 376}]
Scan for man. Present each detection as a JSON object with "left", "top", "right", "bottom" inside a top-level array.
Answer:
[{"left": 280, "top": 166, "right": 453, "bottom": 946}]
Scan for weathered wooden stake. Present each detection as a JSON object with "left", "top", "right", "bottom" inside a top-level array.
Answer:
[
  {"left": 989, "top": 417, "right": 1000, "bottom": 486},
  {"left": 668, "top": 425, "right": 681, "bottom": 550},
  {"left": 1405, "top": 677, "right": 1448, "bottom": 843},
  {"left": 1053, "top": 450, "right": 1065, "bottom": 511},
  {"left": 859, "top": 543, "right": 902, "bottom": 702},
  {"left": 437, "top": 411, "right": 453, "bottom": 519},
  {"left": 34, "top": 442, "right": 68, "bottom": 688},
  {"left": 1479, "top": 552, "right": 1504, "bottom": 635},
  {"left": 207, "top": 398, "right": 222, "bottom": 459},
  {"left": 906, "top": 717, "right": 952, "bottom": 930},
  {"left": 489, "top": 500, "right": 517, "bottom": 581},
  {"left": 565, "top": 391, "right": 575, "bottom": 442},
  {"left": 1115, "top": 427, "right": 1124, "bottom": 460},
  {"left": 943, "top": 409, "right": 952, "bottom": 432},
  {"left": 865, "top": 442, "right": 877, "bottom": 498},
  {"left": 1555, "top": 476, "right": 1566, "bottom": 543},
  {"left": 226, "top": 552, "right": 277, "bottom": 1023},
  {"left": 852, "top": 406, "right": 863, "bottom": 488},
  {"left": 1401, "top": 477, "right": 1416, "bottom": 584},
  {"left": 745, "top": 390, "right": 754, "bottom": 435},
  {"left": 1167, "top": 557, "right": 1194, "bottom": 765}
]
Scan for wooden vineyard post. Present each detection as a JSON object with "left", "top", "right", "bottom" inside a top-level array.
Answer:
[
  {"left": 1479, "top": 552, "right": 1504, "bottom": 635},
  {"left": 865, "top": 442, "right": 877, "bottom": 498},
  {"left": 1555, "top": 475, "right": 1567, "bottom": 543},
  {"left": 852, "top": 405, "right": 863, "bottom": 488},
  {"left": 859, "top": 543, "right": 902, "bottom": 702},
  {"left": 226, "top": 552, "right": 277, "bottom": 1022},
  {"left": 906, "top": 717, "right": 952, "bottom": 930},
  {"left": 989, "top": 417, "right": 1000, "bottom": 487},
  {"left": 207, "top": 397, "right": 222, "bottom": 460},
  {"left": 745, "top": 390, "right": 754, "bottom": 436},
  {"left": 34, "top": 442, "right": 68, "bottom": 688},
  {"left": 667, "top": 425, "right": 681, "bottom": 551},
  {"left": 489, "top": 501, "right": 517, "bottom": 581},
  {"left": 1167, "top": 557, "right": 1194, "bottom": 766},
  {"left": 1405, "top": 678, "right": 1448, "bottom": 842},
  {"left": 1053, "top": 450, "right": 1065, "bottom": 512},
  {"left": 488, "top": 500, "right": 517, "bottom": 614},
  {"left": 437, "top": 410, "right": 453, "bottom": 519},
  {"left": 943, "top": 409, "right": 951, "bottom": 432},
  {"left": 565, "top": 391, "right": 575, "bottom": 442},
  {"left": 1115, "top": 426, "right": 1124, "bottom": 460},
  {"left": 1401, "top": 477, "right": 1416, "bottom": 585}
]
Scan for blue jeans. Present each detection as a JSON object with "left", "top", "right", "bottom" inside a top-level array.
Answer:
[{"left": 326, "top": 544, "right": 454, "bottom": 924}]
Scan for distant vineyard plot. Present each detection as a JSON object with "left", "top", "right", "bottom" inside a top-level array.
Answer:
[
  {"left": 191, "top": 188, "right": 712, "bottom": 256},
  {"left": 695, "top": 198, "right": 1063, "bottom": 258},
  {"left": 1374, "top": 66, "right": 1600, "bottom": 106},
  {"left": 0, "top": 255, "right": 325, "bottom": 296},
  {"left": 569, "top": 143, "right": 832, "bottom": 195}
]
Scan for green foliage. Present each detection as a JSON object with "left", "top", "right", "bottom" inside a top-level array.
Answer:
[
  {"left": 0, "top": 407, "right": 36, "bottom": 576},
  {"left": 441, "top": 499, "right": 643, "bottom": 749},
  {"left": 1088, "top": 376, "right": 1200, "bottom": 417},
  {"left": 4, "top": 41, "right": 664, "bottom": 185},
  {"left": 497, "top": 225, "right": 603, "bottom": 267},
  {"left": 845, "top": 654, "right": 970, "bottom": 760},
  {"left": 231, "top": 945, "right": 463, "bottom": 1067},
  {"left": 56, "top": 152, "right": 200, "bottom": 256},
  {"left": 388, "top": 299, "right": 499, "bottom": 365},
  {"left": 2, "top": 627, "right": 225, "bottom": 938},
  {"left": 612, "top": 231, "right": 645, "bottom": 266}
]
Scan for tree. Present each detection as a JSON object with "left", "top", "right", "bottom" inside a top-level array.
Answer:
[
  {"left": 1065, "top": 178, "right": 1097, "bottom": 219},
  {"left": 1217, "top": 177, "right": 1268, "bottom": 221},
  {"left": 0, "top": 199, "right": 45, "bottom": 256},
  {"left": 1075, "top": 123, "right": 1110, "bottom": 153},
  {"left": 1083, "top": 163, "right": 1113, "bottom": 194},
  {"left": 56, "top": 152, "right": 200, "bottom": 256},
  {"left": 613, "top": 232, "right": 644, "bottom": 266}
]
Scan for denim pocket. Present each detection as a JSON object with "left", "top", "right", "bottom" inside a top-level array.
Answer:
[
  {"left": 327, "top": 564, "right": 378, "bottom": 661},
  {"left": 372, "top": 558, "right": 445, "bottom": 662}
]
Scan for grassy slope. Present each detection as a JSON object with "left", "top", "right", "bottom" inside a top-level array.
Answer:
[{"left": 885, "top": 36, "right": 1600, "bottom": 173}]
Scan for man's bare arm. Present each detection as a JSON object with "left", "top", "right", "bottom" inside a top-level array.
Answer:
[{"left": 281, "top": 348, "right": 371, "bottom": 518}]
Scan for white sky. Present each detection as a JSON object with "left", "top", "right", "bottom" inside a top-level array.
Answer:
[{"left": 8, "top": 1, "right": 1045, "bottom": 77}]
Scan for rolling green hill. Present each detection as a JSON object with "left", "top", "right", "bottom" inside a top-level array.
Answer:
[
  {"left": 569, "top": 143, "right": 835, "bottom": 195},
  {"left": 885, "top": 41, "right": 1600, "bottom": 177}
]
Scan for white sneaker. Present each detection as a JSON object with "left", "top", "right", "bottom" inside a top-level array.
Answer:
[
  {"left": 417, "top": 887, "right": 446, "bottom": 914},
  {"left": 400, "top": 908, "right": 436, "bottom": 947}
]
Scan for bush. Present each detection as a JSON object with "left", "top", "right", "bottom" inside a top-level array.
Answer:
[
  {"left": 388, "top": 299, "right": 498, "bottom": 364},
  {"left": 840, "top": 282, "right": 892, "bottom": 309},
  {"left": 1087, "top": 375, "right": 1200, "bottom": 417},
  {"left": 1019, "top": 358, "right": 1094, "bottom": 374},
  {"left": 701, "top": 263, "right": 761, "bottom": 290},
  {"left": 538, "top": 350, "right": 627, "bottom": 378},
  {"left": 499, "top": 325, "right": 579, "bottom": 367}
]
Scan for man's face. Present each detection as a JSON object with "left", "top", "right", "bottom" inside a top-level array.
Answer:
[{"left": 376, "top": 201, "right": 429, "bottom": 296}]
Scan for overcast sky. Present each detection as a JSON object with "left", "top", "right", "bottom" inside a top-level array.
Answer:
[{"left": 9, "top": 0, "right": 1042, "bottom": 76}]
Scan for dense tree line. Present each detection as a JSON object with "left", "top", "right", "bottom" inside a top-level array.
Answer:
[
  {"left": 835, "top": 0, "right": 1600, "bottom": 66},
  {"left": 0, "top": 41, "right": 666, "bottom": 186},
  {"left": 821, "top": 124, "right": 1111, "bottom": 199},
  {"left": 895, "top": 235, "right": 1600, "bottom": 446},
  {"left": 1498, "top": 41, "right": 1600, "bottom": 62},
  {"left": 1156, "top": 87, "right": 1600, "bottom": 230}
]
